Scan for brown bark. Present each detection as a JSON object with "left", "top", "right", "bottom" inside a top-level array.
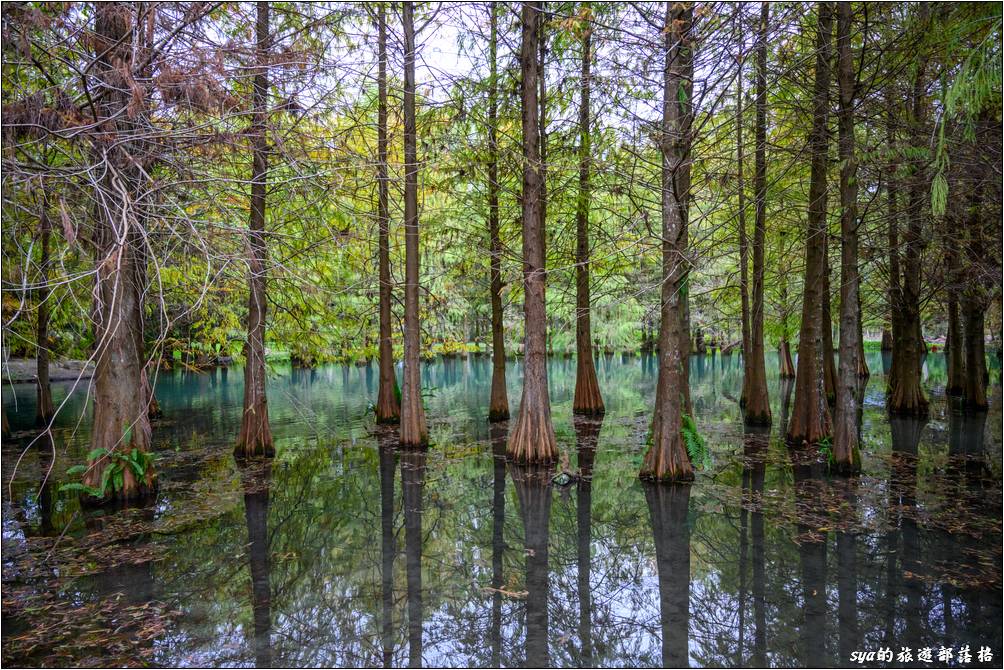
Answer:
[
  {"left": 83, "top": 3, "right": 156, "bottom": 501},
  {"left": 236, "top": 1, "right": 275, "bottom": 459},
  {"left": 742, "top": 2, "right": 771, "bottom": 427},
  {"left": 786, "top": 2, "right": 833, "bottom": 447},
  {"left": 375, "top": 5, "right": 400, "bottom": 424},
  {"left": 399, "top": 1, "right": 429, "bottom": 447},
  {"left": 508, "top": 1, "right": 557, "bottom": 463},
  {"left": 737, "top": 42, "right": 751, "bottom": 377},
  {"left": 643, "top": 482, "right": 691, "bottom": 667},
  {"left": 822, "top": 250, "right": 837, "bottom": 404},
  {"left": 640, "top": 3, "right": 694, "bottom": 483},
  {"left": 887, "top": 32, "right": 929, "bottom": 417},
  {"left": 962, "top": 296, "right": 988, "bottom": 411},
  {"left": 779, "top": 340, "right": 796, "bottom": 378},
  {"left": 572, "top": 7, "right": 604, "bottom": 416},
  {"left": 487, "top": 4, "right": 509, "bottom": 422},
  {"left": 945, "top": 297, "right": 965, "bottom": 396},
  {"left": 881, "top": 328, "right": 893, "bottom": 351},
  {"left": 833, "top": 1, "right": 861, "bottom": 474},
  {"left": 35, "top": 196, "right": 54, "bottom": 425}
]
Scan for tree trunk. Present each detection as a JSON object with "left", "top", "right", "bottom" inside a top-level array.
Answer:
[
  {"left": 572, "top": 7, "right": 604, "bottom": 416},
  {"left": 737, "top": 40, "right": 751, "bottom": 384},
  {"left": 487, "top": 3, "right": 509, "bottom": 422},
  {"left": 821, "top": 247, "right": 837, "bottom": 404},
  {"left": 887, "top": 31, "right": 929, "bottom": 417},
  {"left": 779, "top": 340, "right": 796, "bottom": 378},
  {"left": 742, "top": 2, "right": 771, "bottom": 427},
  {"left": 83, "top": 2, "right": 156, "bottom": 501},
  {"left": 35, "top": 196, "right": 54, "bottom": 426},
  {"left": 786, "top": 2, "right": 833, "bottom": 447},
  {"left": 945, "top": 284, "right": 965, "bottom": 397},
  {"left": 962, "top": 296, "right": 988, "bottom": 411},
  {"left": 833, "top": 1, "right": 861, "bottom": 474},
  {"left": 640, "top": 3, "right": 694, "bottom": 482},
  {"left": 236, "top": 1, "right": 275, "bottom": 459},
  {"left": 508, "top": 1, "right": 557, "bottom": 463},
  {"left": 375, "top": 5, "right": 400, "bottom": 424},
  {"left": 399, "top": 1, "right": 429, "bottom": 446},
  {"left": 881, "top": 328, "right": 893, "bottom": 351}
]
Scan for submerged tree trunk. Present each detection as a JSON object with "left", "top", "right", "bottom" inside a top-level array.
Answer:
[
  {"left": 508, "top": 1, "right": 557, "bottom": 463},
  {"left": 399, "top": 1, "right": 429, "bottom": 447},
  {"left": 641, "top": 3, "right": 694, "bottom": 483},
  {"left": 375, "top": 5, "right": 400, "bottom": 424},
  {"left": 742, "top": 2, "right": 771, "bottom": 426},
  {"left": 487, "top": 4, "right": 509, "bottom": 422},
  {"left": 35, "top": 196, "right": 54, "bottom": 425},
  {"left": 83, "top": 2, "right": 156, "bottom": 501},
  {"left": 572, "top": 7, "right": 604, "bottom": 416},
  {"left": 832, "top": 1, "right": 861, "bottom": 474},
  {"left": 236, "top": 1, "right": 275, "bottom": 459},
  {"left": 887, "top": 37, "right": 929, "bottom": 417},
  {"left": 787, "top": 2, "right": 833, "bottom": 447}
]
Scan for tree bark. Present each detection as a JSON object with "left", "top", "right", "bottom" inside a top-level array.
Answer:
[
  {"left": 887, "top": 20, "right": 929, "bottom": 417},
  {"left": 742, "top": 2, "right": 771, "bottom": 426},
  {"left": 236, "top": 0, "right": 275, "bottom": 459},
  {"left": 375, "top": 4, "right": 400, "bottom": 424},
  {"left": 833, "top": 1, "right": 861, "bottom": 474},
  {"left": 83, "top": 2, "right": 156, "bottom": 501},
  {"left": 786, "top": 2, "right": 833, "bottom": 446},
  {"left": 640, "top": 2, "right": 694, "bottom": 482},
  {"left": 487, "top": 3, "right": 509, "bottom": 422},
  {"left": 572, "top": 5, "right": 604, "bottom": 416},
  {"left": 508, "top": 1, "right": 557, "bottom": 463},
  {"left": 399, "top": 0, "right": 429, "bottom": 447},
  {"left": 737, "top": 40, "right": 751, "bottom": 379},
  {"left": 35, "top": 195, "right": 54, "bottom": 425}
]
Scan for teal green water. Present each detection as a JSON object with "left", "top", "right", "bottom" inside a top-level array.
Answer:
[{"left": 2, "top": 352, "right": 1002, "bottom": 667}]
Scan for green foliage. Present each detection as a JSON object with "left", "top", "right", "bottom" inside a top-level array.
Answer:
[
  {"left": 817, "top": 436, "right": 834, "bottom": 465},
  {"left": 60, "top": 446, "right": 155, "bottom": 499},
  {"left": 682, "top": 414, "right": 711, "bottom": 470}
]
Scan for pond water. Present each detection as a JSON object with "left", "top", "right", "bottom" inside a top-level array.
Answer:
[{"left": 2, "top": 351, "right": 1002, "bottom": 668}]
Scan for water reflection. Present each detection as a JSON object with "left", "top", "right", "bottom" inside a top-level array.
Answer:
[
  {"left": 239, "top": 461, "right": 273, "bottom": 668},
  {"left": 511, "top": 463, "right": 554, "bottom": 668},
  {"left": 2, "top": 353, "right": 1001, "bottom": 668},
  {"left": 402, "top": 449, "right": 427, "bottom": 668},
  {"left": 644, "top": 482, "right": 692, "bottom": 668}
]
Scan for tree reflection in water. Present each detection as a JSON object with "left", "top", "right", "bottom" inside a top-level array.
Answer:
[
  {"left": 511, "top": 462, "right": 554, "bottom": 668},
  {"left": 239, "top": 460, "right": 273, "bottom": 668},
  {"left": 401, "top": 448, "right": 427, "bottom": 668},
  {"left": 644, "top": 481, "right": 691, "bottom": 668}
]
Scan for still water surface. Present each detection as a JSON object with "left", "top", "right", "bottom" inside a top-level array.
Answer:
[{"left": 2, "top": 352, "right": 1002, "bottom": 667}]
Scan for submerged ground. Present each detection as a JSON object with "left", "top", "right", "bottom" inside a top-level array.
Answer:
[{"left": 2, "top": 351, "right": 1002, "bottom": 668}]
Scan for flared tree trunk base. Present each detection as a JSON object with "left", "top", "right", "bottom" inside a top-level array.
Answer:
[{"left": 507, "top": 405, "right": 557, "bottom": 464}]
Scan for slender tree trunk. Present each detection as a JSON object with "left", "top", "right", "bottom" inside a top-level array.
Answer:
[
  {"left": 487, "top": 3, "right": 509, "bottom": 421},
  {"left": 743, "top": 2, "right": 771, "bottom": 426},
  {"left": 945, "top": 295, "right": 965, "bottom": 396},
  {"left": 83, "top": 2, "right": 156, "bottom": 501},
  {"left": 572, "top": 5, "right": 604, "bottom": 416},
  {"left": 961, "top": 121, "right": 990, "bottom": 412},
  {"left": 779, "top": 279, "right": 796, "bottom": 378},
  {"left": 737, "top": 43, "right": 751, "bottom": 382},
  {"left": 508, "top": 1, "right": 557, "bottom": 463},
  {"left": 640, "top": 2, "right": 694, "bottom": 482},
  {"left": 375, "top": 5, "right": 400, "bottom": 424},
  {"left": 236, "top": 1, "right": 275, "bottom": 458},
  {"left": 35, "top": 195, "right": 54, "bottom": 425},
  {"left": 887, "top": 33, "right": 929, "bottom": 417},
  {"left": 961, "top": 298, "right": 988, "bottom": 411},
  {"left": 833, "top": 1, "right": 861, "bottom": 473},
  {"left": 787, "top": 2, "right": 833, "bottom": 446},
  {"left": 399, "top": 1, "right": 429, "bottom": 446},
  {"left": 822, "top": 246, "right": 837, "bottom": 403}
]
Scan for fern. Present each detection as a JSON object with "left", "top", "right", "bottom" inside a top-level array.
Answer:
[{"left": 681, "top": 414, "right": 711, "bottom": 470}]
